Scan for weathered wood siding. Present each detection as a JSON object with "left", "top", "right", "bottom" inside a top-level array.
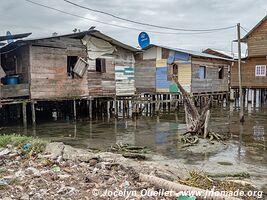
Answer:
[
  {"left": 134, "top": 56, "right": 156, "bottom": 93},
  {"left": 115, "top": 65, "right": 135, "bottom": 96},
  {"left": 87, "top": 46, "right": 135, "bottom": 97},
  {"left": 174, "top": 60, "right": 192, "bottom": 93},
  {"left": 87, "top": 59, "right": 115, "bottom": 97},
  {"left": 191, "top": 57, "right": 229, "bottom": 93},
  {"left": 114, "top": 47, "right": 135, "bottom": 96},
  {"left": 1, "top": 84, "right": 29, "bottom": 98},
  {"left": 231, "top": 57, "right": 267, "bottom": 88},
  {"left": 30, "top": 38, "right": 88, "bottom": 100},
  {"left": 247, "top": 19, "right": 267, "bottom": 57}
]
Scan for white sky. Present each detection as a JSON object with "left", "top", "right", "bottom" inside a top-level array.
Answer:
[{"left": 0, "top": 0, "right": 266, "bottom": 53}]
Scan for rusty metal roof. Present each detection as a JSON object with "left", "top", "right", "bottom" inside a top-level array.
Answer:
[{"left": 0, "top": 30, "right": 139, "bottom": 52}]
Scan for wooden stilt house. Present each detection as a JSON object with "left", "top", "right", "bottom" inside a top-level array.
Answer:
[
  {"left": 135, "top": 44, "right": 232, "bottom": 95},
  {"left": 230, "top": 15, "right": 267, "bottom": 105},
  {"left": 0, "top": 30, "right": 138, "bottom": 124},
  {"left": 0, "top": 30, "right": 138, "bottom": 101}
]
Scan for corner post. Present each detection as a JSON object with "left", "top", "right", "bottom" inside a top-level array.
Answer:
[
  {"left": 22, "top": 102, "right": 27, "bottom": 127},
  {"left": 31, "top": 101, "right": 36, "bottom": 126}
]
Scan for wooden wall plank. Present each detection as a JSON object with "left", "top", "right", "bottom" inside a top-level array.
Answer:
[
  {"left": 191, "top": 57, "right": 229, "bottom": 93},
  {"left": 231, "top": 57, "right": 267, "bottom": 88}
]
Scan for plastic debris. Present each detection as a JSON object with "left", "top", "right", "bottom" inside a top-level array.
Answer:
[
  {"left": 22, "top": 144, "right": 31, "bottom": 151},
  {"left": 179, "top": 196, "right": 196, "bottom": 200},
  {"left": 52, "top": 165, "right": 61, "bottom": 173}
]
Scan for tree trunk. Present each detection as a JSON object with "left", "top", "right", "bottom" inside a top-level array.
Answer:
[{"left": 173, "top": 78, "right": 211, "bottom": 135}]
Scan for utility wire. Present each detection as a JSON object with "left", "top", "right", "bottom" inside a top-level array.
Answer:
[
  {"left": 240, "top": 26, "right": 249, "bottom": 33},
  {"left": 25, "top": 0, "right": 235, "bottom": 35},
  {"left": 63, "top": 0, "right": 236, "bottom": 32}
]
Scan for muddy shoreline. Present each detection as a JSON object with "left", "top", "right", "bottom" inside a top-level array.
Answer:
[{"left": 0, "top": 141, "right": 265, "bottom": 199}]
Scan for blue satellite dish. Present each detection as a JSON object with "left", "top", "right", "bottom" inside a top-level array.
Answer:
[
  {"left": 6, "top": 31, "right": 14, "bottom": 44},
  {"left": 138, "top": 32, "right": 150, "bottom": 49}
]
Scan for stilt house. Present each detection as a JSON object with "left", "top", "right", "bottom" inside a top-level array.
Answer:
[
  {"left": 0, "top": 30, "right": 138, "bottom": 101},
  {"left": 231, "top": 15, "right": 267, "bottom": 102},
  {"left": 0, "top": 30, "right": 138, "bottom": 124},
  {"left": 135, "top": 44, "right": 232, "bottom": 95}
]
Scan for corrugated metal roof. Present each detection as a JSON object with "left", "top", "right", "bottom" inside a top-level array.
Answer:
[
  {"left": 0, "top": 32, "right": 32, "bottom": 42},
  {"left": 0, "top": 30, "right": 139, "bottom": 52},
  {"left": 145, "top": 44, "right": 233, "bottom": 61},
  {"left": 203, "top": 48, "right": 246, "bottom": 59}
]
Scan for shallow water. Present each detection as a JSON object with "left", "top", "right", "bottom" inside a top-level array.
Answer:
[{"left": 0, "top": 104, "right": 266, "bottom": 189}]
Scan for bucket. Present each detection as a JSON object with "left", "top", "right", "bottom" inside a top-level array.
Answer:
[{"left": 3, "top": 75, "right": 19, "bottom": 85}]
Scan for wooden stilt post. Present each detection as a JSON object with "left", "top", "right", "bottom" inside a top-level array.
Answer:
[
  {"left": 73, "top": 99, "right": 76, "bottom": 121},
  {"left": 237, "top": 23, "right": 244, "bottom": 122},
  {"left": 31, "top": 101, "right": 36, "bottom": 126},
  {"left": 114, "top": 97, "right": 118, "bottom": 117},
  {"left": 22, "top": 102, "right": 27, "bottom": 127},
  {"left": 89, "top": 99, "right": 92, "bottom": 119}
]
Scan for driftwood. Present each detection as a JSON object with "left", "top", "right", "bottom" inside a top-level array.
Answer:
[
  {"left": 173, "top": 78, "right": 211, "bottom": 134},
  {"left": 139, "top": 173, "right": 241, "bottom": 200},
  {"left": 173, "top": 77, "right": 223, "bottom": 143}
]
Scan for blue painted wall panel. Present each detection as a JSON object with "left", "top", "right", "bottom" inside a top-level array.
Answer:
[
  {"left": 174, "top": 51, "right": 190, "bottom": 61},
  {"left": 156, "top": 67, "right": 172, "bottom": 89}
]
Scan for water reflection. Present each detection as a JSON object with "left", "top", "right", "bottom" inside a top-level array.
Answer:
[{"left": 0, "top": 107, "right": 266, "bottom": 188}]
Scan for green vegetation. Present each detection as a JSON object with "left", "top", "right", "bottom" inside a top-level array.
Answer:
[
  {"left": 217, "top": 161, "right": 233, "bottom": 166},
  {"left": 0, "top": 134, "right": 47, "bottom": 153}
]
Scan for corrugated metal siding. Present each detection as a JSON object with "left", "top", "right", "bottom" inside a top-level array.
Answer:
[{"left": 115, "top": 65, "right": 135, "bottom": 96}]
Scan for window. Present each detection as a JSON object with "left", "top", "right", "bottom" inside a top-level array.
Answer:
[
  {"left": 96, "top": 58, "right": 106, "bottom": 73},
  {"left": 173, "top": 63, "right": 178, "bottom": 77},
  {"left": 218, "top": 66, "right": 224, "bottom": 79},
  {"left": 67, "top": 56, "right": 78, "bottom": 78},
  {"left": 199, "top": 66, "right": 206, "bottom": 79},
  {"left": 255, "top": 65, "right": 266, "bottom": 76}
]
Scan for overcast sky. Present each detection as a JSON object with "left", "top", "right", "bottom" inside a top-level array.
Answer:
[{"left": 0, "top": 0, "right": 266, "bottom": 52}]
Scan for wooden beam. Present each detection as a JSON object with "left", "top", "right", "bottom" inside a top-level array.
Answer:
[
  {"left": 22, "top": 102, "right": 27, "bottom": 127},
  {"left": 73, "top": 99, "right": 77, "bottom": 121},
  {"left": 31, "top": 101, "right": 36, "bottom": 126}
]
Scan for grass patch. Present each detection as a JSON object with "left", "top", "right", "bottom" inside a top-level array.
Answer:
[{"left": 0, "top": 134, "right": 47, "bottom": 153}]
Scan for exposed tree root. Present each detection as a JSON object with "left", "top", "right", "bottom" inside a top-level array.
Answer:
[{"left": 172, "top": 77, "right": 225, "bottom": 144}]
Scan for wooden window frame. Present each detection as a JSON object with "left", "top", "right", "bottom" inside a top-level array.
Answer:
[
  {"left": 96, "top": 58, "right": 106, "bottom": 73},
  {"left": 199, "top": 65, "right": 206, "bottom": 79},
  {"left": 218, "top": 66, "right": 224, "bottom": 79},
  {"left": 173, "top": 63, "right": 178, "bottom": 78},
  {"left": 255, "top": 65, "right": 266, "bottom": 77},
  {"left": 67, "top": 56, "right": 78, "bottom": 78}
]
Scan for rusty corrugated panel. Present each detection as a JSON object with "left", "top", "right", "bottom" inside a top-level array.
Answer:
[{"left": 73, "top": 57, "right": 88, "bottom": 77}]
